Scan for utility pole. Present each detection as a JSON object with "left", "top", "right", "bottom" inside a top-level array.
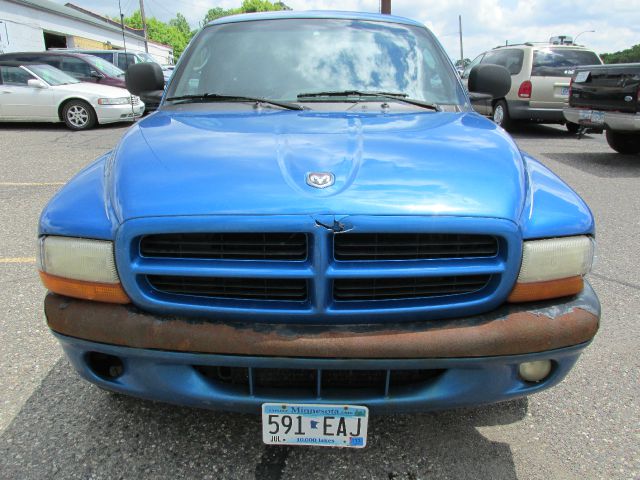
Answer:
[
  {"left": 381, "top": 0, "right": 391, "bottom": 14},
  {"left": 458, "top": 15, "right": 464, "bottom": 69},
  {"left": 139, "top": 0, "right": 148, "bottom": 53}
]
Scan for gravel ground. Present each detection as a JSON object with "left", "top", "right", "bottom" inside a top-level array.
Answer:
[{"left": 0, "top": 119, "right": 638, "bottom": 480}]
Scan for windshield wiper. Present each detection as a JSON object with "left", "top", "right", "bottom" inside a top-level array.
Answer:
[
  {"left": 296, "top": 90, "right": 440, "bottom": 111},
  {"left": 164, "top": 93, "right": 304, "bottom": 111}
]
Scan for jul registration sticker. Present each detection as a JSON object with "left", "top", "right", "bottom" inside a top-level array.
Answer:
[{"left": 262, "top": 403, "right": 369, "bottom": 448}]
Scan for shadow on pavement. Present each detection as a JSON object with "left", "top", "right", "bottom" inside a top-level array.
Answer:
[
  {"left": 0, "top": 359, "right": 525, "bottom": 480},
  {"left": 506, "top": 123, "right": 573, "bottom": 139},
  {"left": 544, "top": 151, "right": 640, "bottom": 178}
]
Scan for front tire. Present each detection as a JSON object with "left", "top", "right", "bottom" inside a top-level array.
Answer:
[
  {"left": 605, "top": 130, "right": 640, "bottom": 154},
  {"left": 62, "top": 100, "right": 97, "bottom": 131},
  {"left": 492, "top": 100, "right": 512, "bottom": 130}
]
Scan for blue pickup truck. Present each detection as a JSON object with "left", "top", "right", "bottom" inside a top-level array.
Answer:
[{"left": 38, "top": 11, "right": 599, "bottom": 448}]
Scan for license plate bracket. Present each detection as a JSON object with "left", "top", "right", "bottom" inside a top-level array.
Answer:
[{"left": 262, "top": 403, "right": 369, "bottom": 448}]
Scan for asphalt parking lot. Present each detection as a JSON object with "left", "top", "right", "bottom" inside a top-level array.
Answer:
[{"left": 0, "top": 120, "right": 638, "bottom": 480}]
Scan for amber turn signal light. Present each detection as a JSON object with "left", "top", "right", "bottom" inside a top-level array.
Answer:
[
  {"left": 39, "top": 271, "right": 130, "bottom": 304},
  {"left": 507, "top": 276, "right": 583, "bottom": 303}
]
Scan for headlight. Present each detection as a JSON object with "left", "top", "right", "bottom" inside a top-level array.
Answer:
[
  {"left": 97, "top": 97, "right": 131, "bottom": 105},
  {"left": 37, "top": 236, "right": 129, "bottom": 304},
  {"left": 508, "top": 235, "right": 594, "bottom": 303}
]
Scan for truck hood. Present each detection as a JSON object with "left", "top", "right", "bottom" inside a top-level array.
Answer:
[{"left": 110, "top": 109, "right": 525, "bottom": 221}]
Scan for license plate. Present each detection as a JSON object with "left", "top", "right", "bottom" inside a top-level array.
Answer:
[
  {"left": 578, "top": 109, "right": 605, "bottom": 125},
  {"left": 560, "top": 86, "right": 570, "bottom": 96},
  {"left": 575, "top": 71, "right": 590, "bottom": 83},
  {"left": 590, "top": 110, "right": 605, "bottom": 124},
  {"left": 262, "top": 403, "right": 369, "bottom": 448}
]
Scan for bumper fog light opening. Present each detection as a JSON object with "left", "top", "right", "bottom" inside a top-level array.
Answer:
[
  {"left": 86, "top": 352, "right": 124, "bottom": 381},
  {"left": 518, "top": 360, "right": 553, "bottom": 383}
]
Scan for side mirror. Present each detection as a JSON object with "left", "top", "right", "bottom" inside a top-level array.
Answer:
[
  {"left": 27, "top": 79, "right": 47, "bottom": 89},
  {"left": 468, "top": 64, "right": 511, "bottom": 99},
  {"left": 126, "top": 62, "right": 165, "bottom": 95},
  {"left": 90, "top": 70, "right": 103, "bottom": 80}
]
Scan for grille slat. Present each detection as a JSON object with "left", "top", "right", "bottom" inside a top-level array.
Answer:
[
  {"left": 140, "top": 233, "right": 308, "bottom": 261},
  {"left": 147, "top": 275, "right": 308, "bottom": 301},
  {"left": 335, "top": 233, "right": 498, "bottom": 261},
  {"left": 334, "top": 275, "right": 490, "bottom": 301}
]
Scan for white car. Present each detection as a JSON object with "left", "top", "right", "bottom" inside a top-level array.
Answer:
[{"left": 0, "top": 61, "right": 145, "bottom": 130}]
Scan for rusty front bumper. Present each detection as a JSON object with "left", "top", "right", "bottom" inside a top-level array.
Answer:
[{"left": 45, "top": 282, "right": 600, "bottom": 358}]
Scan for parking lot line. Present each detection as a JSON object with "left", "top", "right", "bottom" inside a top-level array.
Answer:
[
  {"left": 0, "top": 257, "right": 36, "bottom": 263},
  {"left": 0, "top": 182, "right": 64, "bottom": 186}
]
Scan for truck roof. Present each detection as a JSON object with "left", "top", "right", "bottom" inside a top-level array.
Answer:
[{"left": 205, "top": 10, "right": 424, "bottom": 28}]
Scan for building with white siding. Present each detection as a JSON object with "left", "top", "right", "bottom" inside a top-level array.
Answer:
[{"left": 0, "top": 0, "right": 173, "bottom": 64}]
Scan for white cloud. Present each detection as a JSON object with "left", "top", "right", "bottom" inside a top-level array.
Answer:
[{"left": 54, "top": 0, "right": 638, "bottom": 58}]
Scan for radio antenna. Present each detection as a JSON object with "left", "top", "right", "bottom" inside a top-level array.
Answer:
[{"left": 118, "top": 0, "right": 137, "bottom": 121}]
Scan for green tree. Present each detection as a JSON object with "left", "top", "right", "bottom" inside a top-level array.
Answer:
[
  {"left": 203, "top": 0, "right": 290, "bottom": 25},
  {"left": 203, "top": 7, "right": 233, "bottom": 24},
  {"left": 119, "top": 10, "right": 194, "bottom": 59},
  {"left": 170, "top": 13, "right": 193, "bottom": 38},
  {"left": 601, "top": 44, "right": 640, "bottom": 64}
]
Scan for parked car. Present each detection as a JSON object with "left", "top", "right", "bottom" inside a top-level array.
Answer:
[
  {"left": 56, "top": 50, "right": 168, "bottom": 111},
  {"left": 564, "top": 63, "right": 640, "bottom": 154},
  {"left": 0, "top": 61, "right": 143, "bottom": 130},
  {"left": 0, "top": 51, "right": 127, "bottom": 88},
  {"left": 61, "top": 49, "right": 158, "bottom": 71},
  {"left": 462, "top": 42, "right": 602, "bottom": 130},
  {"left": 39, "top": 11, "right": 599, "bottom": 448}
]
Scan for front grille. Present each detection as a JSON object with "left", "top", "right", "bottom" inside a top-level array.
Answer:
[
  {"left": 334, "top": 233, "right": 498, "bottom": 260},
  {"left": 333, "top": 275, "right": 491, "bottom": 301},
  {"left": 147, "top": 275, "right": 308, "bottom": 301},
  {"left": 140, "top": 233, "right": 307, "bottom": 261},
  {"left": 122, "top": 216, "right": 517, "bottom": 321},
  {"left": 195, "top": 366, "right": 445, "bottom": 396}
]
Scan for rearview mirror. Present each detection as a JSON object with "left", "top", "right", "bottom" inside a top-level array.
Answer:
[
  {"left": 468, "top": 64, "right": 511, "bottom": 99},
  {"left": 27, "top": 79, "right": 47, "bottom": 89},
  {"left": 126, "top": 62, "right": 165, "bottom": 95}
]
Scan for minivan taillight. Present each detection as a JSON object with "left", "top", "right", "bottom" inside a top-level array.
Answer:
[
  {"left": 568, "top": 78, "right": 574, "bottom": 99},
  {"left": 518, "top": 80, "right": 532, "bottom": 98}
]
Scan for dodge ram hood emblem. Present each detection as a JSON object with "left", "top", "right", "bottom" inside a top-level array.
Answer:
[{"left": 306, "top": 172, "right": 335, "bottom": 189}]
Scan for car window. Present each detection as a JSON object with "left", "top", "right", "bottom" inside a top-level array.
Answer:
[
  {"left": 116, "top": 53, "right": 136, "bottom": 70},
  {"left": 90, "top": 52, "right": 114, "bottom": 62},
  {"left": 85, "top": 56, "right": 125, "bottom": 78},
  {"left": 169, "top": 19, "right": 465, "bottom": 105},
  {"left": 482, "top": 49, "right": 524, "bottom": 75},
  {"left": 532, "top": 49, "right": 601, "bottom": 77},
  {"left": 60, "top": 56, "right": 93, "bottom": 78},
  {"left": 462, "top": 54, "right": 484, "bottom": 79},
  {"left": 38, "top": 56, "right": 62, "bottom": 69},
  {"left": 28, "top": 64, "right": 79, "bottom": 86},
  {"left": 0, "top": 66, "right": 35, "bottom": 86}
]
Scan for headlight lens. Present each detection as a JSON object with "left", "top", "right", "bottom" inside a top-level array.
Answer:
[
  {"left": 508, "top": 235, "right": 594, "bottom": 303},
  {"left": 517, "top": 236, "right": 594, "bottom": 283},
  {"left": 97, "top": 97, "right": 131, "bottom": 105},
  {"left": 37, "top": 236, "right": 129, "bottom": 303}
]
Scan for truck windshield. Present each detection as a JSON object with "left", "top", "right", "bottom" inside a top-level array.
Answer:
[{"left": 167, "top": 18, "right": 464, "bottom": 106}]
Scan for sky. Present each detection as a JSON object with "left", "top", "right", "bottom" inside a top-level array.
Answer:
[{"left": 53, "top": 0, "right": 638, "bottom": 60}]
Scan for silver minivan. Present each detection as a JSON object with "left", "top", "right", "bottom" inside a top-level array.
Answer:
[{"left": 462, "top": 43, "right": 602, "bottom": 131}]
